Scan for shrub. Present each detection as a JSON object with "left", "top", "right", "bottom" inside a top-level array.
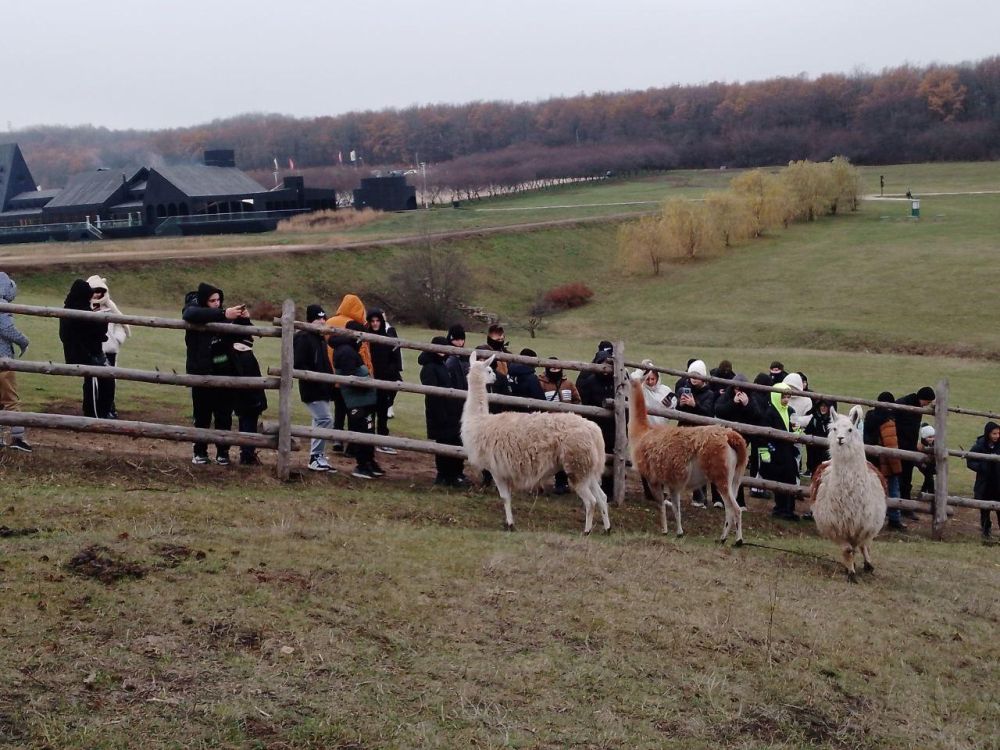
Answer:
[
  {"left": 380, "top": 246, "right": 474, "bottom": 328},
  {"left": 246, "top": 300, "right": 282, "bottom": 322},
  {"left": 276, "top": 208, "right": 379, "bottom": 233},
  {"left": 543, "top": 282, "right": 594, "bottom": 310}
]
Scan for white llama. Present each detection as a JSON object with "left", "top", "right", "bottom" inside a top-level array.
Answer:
[
  {"left": 461, "top": 351, "right": 611, "bottom": 534},
  {"left": 810, "top": 406, "right": 888, "bottom": 581}
]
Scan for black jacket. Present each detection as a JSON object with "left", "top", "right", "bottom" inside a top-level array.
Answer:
[
  {"left": 60, "top": 279, "right": 108, "bottom": 366},
  {"left": 675, "top": 378, "right": 717, "bottom": 422},
  {"left": 231, "top": 344, "right": 268, "bottom": 415},
  {"left": 367, "top": 309, "right": 403, "bottom": 381},
  {"left": 577, "top": 366, "right": 615, "bottom": 450},
  {"left": 758, "top": 402, "right": 799, "bottom": 478},
  {"left": 894, "top": 392, "right": 924, "bottom": 450},
  {"left": 508, "top": 362, "right": 545, "bottom": 401},
  {"left": 445, "top": 354, "right": 469, "bottom": 391},
  {"left": 419, "top": 349, "right": 462, "bottom": 439},
  {"left": 182, "top": 283, "right": 229, "bottom": 375},
  {"left": 293, "top": 329, "right": 336, "bottom": 403},
  {"left": 967, "top": 422, "right": 1000, "bottom": 500},
  {"left": 714, "top": 387, "right": 761, "bottom": 426}
]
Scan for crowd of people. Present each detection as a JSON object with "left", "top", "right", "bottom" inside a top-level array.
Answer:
[{"left": 1, "top": 273, "right": 999, "bottom": 538}]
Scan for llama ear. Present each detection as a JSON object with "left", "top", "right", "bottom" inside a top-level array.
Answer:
[
  {"left": 469, "top": 350, "right": 478, "bottom": 365},
  {"left": 849, "top": 405, "right": 864, "bottom": 426},
  {"left": 485, "top": 354, "right": 497, "bottom": 369},
  {"left": 829, "top": 407, "right": 838, "bottom": 421}
]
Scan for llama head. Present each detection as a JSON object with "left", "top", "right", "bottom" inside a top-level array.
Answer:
[
  {"left": 827, "top": 405, "right": 864, "bottom": 455},
  {"left": 468, "top": 349, "right": 497, "bottom": 386}
]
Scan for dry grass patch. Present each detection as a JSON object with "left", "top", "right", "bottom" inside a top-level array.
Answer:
[{"left": 276, "top": 207, "right": 380, "bottom": 233}]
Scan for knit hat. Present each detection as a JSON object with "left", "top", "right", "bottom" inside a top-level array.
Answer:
[
  {"left": 519, "top": 348, "right": 537, "bottom": 358},
  {"left": 769, "top": 360, "right": 784, "bottom": 371},
  {"left": 917, "top": 386, "right": 936, "bottom": 402},
  {"left": 598, "top": 340, "right": 614, "bottom": 353},
  {"left": 687, "top": 359, "right": 708, "bottom": 377},
  {"left": 919, "top": 424, "right": 936, "bottom": 441},
  {"left": 447, "top": 324, "right": 466, "bottom": 342},
  {"left": 306, "top": 304, "right": 326, "bottom": 323}
]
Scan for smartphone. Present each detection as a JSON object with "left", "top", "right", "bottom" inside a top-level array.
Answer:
[{"left": 680, "top": 387, "right": 692, "bottom": 397}]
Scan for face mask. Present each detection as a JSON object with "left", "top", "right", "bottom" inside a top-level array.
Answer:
[
  {"left": 545, "top": 369, "right": 562, "bottom": 381},
  {"left": 488, "top": 338, "right": 504, "bottom": 350}
]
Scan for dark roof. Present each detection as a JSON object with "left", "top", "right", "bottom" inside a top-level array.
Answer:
[
  {"left": 0, "top": 144, "right": 38, "bottom": 212},
  {"left": 0, "top": 207, "right": 44, "bottom": 218},
  {"left": 153, "top": 165, "right": 264, "bottom": 198},
  {"left": 45, "top": 170, "right": 135, "bottom": 210},
  {"left": 8, "top": 188, "right": 61, "bottom": 209}
]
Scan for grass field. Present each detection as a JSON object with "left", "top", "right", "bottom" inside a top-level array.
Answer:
[{"left": 3, "top": 161, "right": 1000, "bottom": 747}]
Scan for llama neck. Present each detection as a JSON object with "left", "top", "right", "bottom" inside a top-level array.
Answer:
[
  {"left": 464, "top": 371, "right": 491, "bottom": 423},
  {"left": 628, "top": 379, "right": 651, "bottom": 441},
  {"left": 832, "top": 443, "right": 868, "bottom": 471}
]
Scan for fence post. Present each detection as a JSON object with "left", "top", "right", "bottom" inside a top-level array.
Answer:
[
  {"left": 932, "top": 378, "right": 949, "bottom": 540},
  {"left": 612, "top": 339, "right": 628, "bottom": 507},
  {"left": 275, "top": 299, "right": 295, "bottom": 481}
]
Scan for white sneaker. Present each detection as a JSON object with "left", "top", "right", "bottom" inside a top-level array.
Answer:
[
  {"left": 308, "top": 455, "right": 335, "bottom": 472},
  {"left": 691, "top": 500, "right": 707, "bottom": 509},
  {"left": 376, "top": 446, "right": 398, "bottom": 454},
  {"left": 387, "top": 406, "right": 395, "bottom": 419},
  {"left": 713, "top": 501, "right": 724, "bottom": 509}
]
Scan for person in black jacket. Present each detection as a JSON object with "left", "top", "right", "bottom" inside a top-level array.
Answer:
[
  {"left": 181, "top": 282, "right": 246, "bottom": 465},
  {"left": 294, "top": 304, "right": 337, "bottom": 472},
  {"left": 759, "top": 383, "right": 800, "bottom": 520},
  {"left": 966, "top": 421, "right": 1000, "bottom": 539},
  {"left": 229, "top": 319, "right": 268, "bottom": 466},
  {"left": 60, "top": 278, "right": 113, "bottom": 419},
  {"left": 420, "top": 336, "right": 467, "bottom": 487},
  {"left": 577, "top": 344, "right": 616, "bottom": 496},
  {"left": 675, "top": 359, "right": 716, "bottom": 424},
  {"left": 895, "top": 386, "right": 935, "bottom": 503},
  {"left": 714, "top": 373, "right": 759, "bottom": 507},
  {"left": 508, "top": 347, "right": 545, "bottom": 404},
  {"left": 444, "top": 324, "right": 469, "bottom": 391},
  {"left": 366, "top": 308, "right": 402, "bottom": 452},
  {"left": 803, "top": 398, "right": 836, "bottom": 475}
]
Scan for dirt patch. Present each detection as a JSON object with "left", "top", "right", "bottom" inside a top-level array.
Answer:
[
  {"left": 248, "top": 567, "right": 316, "bottom": 591},
  {"left": 207, "top": 620, "right": 263, "bottom": 651},
  {"left": 151, "top": 543, "right": 206, "bottom": 568},
  {"left": 0, "top": 526, "right": 40, "bottom": 538},
  {"left": 65, "top": 545, "right": 147, "bottom": 584}
]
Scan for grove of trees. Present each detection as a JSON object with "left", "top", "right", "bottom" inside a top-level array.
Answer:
[{"left": 10, "top": 58, "right": 1000, "bottom": 194}]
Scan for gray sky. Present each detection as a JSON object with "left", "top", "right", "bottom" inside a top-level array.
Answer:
[{"left": 5, "top": 0, "right": 998, "bottom": 131}]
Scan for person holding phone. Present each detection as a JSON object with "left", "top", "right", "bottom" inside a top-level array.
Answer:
[{"left": 182, "top": 282, "right": 247, "bottom": 465}]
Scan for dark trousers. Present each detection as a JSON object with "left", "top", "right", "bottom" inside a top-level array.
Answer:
[
  {"left": 236, "top": 409, "right": 262, "bottom": 462},
  {"left": 332, "top": 388, "right": 347, "bottom": 431},
  {"left": 761, "top": 461, "right": 797, "bottom": 514},
  {"left": 83, "top": 370, "right": 114, "bottom": 419},
  {"left": 981, "top": 509, "right": 1000, "bottom": 535},
  {"left": 374, "top": 389, "right": 392, "bottom": 436},
  {"left": 899, "top": 460, "right": 916, "bottom": 500},
  {"left": 434, "top": 431, "right": 465, "bottom": 480},
  {"left": 347, "top": 405, "right": 375, "bottom": 467},
  {"left": 105, "top": 352, "right": 118, "bottom": 415},
  {"left": 191, "top": 386, "right": 233, "bottom": 457}
]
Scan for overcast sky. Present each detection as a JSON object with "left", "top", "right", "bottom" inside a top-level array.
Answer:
[{"left": 4, "top": 0, "right": 998, "bottom": 131}]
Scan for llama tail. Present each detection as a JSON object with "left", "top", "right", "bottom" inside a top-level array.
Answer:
[
  {"left": 726, "top": 429, "right": 749, "bottom": 475},
  {"left": 628, "top": 379, "right": 651, "bottom": 443}
]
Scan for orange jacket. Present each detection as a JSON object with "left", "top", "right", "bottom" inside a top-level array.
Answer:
[
  {"left": 325, "top": 294, "right": 374, "bottom": 374},
  {"left": 879, "top": 420, "right": 903, "bottom": 478}
]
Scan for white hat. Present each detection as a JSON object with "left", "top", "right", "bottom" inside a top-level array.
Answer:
[
  {"left": 919, "top": 424, "right": 935, "bottom": 441},
  {"left": 687, "top": 359, "right": 707, "bottom": 377}
]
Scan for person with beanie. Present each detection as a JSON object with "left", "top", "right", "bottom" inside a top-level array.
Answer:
[
  {"left": 294, "top": 304, "right": 337, "bottom": 472},
  {"left": 864, "top": 391, "right": 906, "bottom": 531},
  {"left": 182, "top": 281, "right": 247, "bottom": 465},
  {"left": 420, "top": 335, "right": 467, "bottom": 487},
  {"left": 966, "top": 421, "right": 1000, "bottom": 539},
  {"left": 758, "top": 382, "right": 801, "bottom": 520},
  {"left": 713, "top": 372, "right": 760, "bottom": 508},
  {"left": 444, "top": 323, "right": 469, "bottom": 391},
  {"left": 676, "top": 359, "right": 716, "bottom": 424},
  {"left": 917, "top": 424, "right": 936, "bottom": 496},
  {"left": 508, "top": 348, "right": 545, "bottom": 403},
  {"left": 85, "top": 275, "right": 130, "bottom": 419},
  {"left": 325, "top": 294, "right": 374, "bottom": 452},
  {"left": 709, "top": 359, "right": 736, "bottom": 400},
  {"left": 539, "top": 356, "right": 582, "bottom": 495},
  {"left": 60, "top": 278, "right": 114, "bottom": 420},
  {"left": 895, "top": 386, "right": 936, "bottom": 506},
  {"left": 332, "top": 321, "right": 381, "bottom": 479},
  {"left": 229, "top": 318, "right": 268, "bottom": 466},
  {"left": 577, "top": 342, "right": 616, "bottom": 497},
  {"left": 366, "top": 308, "right": 402, "bottom": 451},
  {"left": 768, "top": 361, "right": 788, "bottom": 385},
  {"left": 0, "top": 272, "right": 31, "bottom": 452}
]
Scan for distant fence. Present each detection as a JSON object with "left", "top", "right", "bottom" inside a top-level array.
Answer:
[{"left": 1, "top": 298, "right": 998, "bottom": 541}]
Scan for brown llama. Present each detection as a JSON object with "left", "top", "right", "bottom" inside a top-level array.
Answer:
[{"left": 628, "top": 380, "right": 749, "bottom": 544}]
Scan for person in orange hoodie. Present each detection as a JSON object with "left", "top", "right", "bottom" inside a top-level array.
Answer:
[{"left": 326, "top": 294, "right": 374, "bottom": 452}]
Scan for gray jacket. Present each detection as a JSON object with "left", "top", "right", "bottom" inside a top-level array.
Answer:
[{"left": 0, "top": 272, "right": 29, "bottom": 359}]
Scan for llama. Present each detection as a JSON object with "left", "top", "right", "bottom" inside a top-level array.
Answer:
[
  {"left": 628, "top": 380, "right": 749, "bottom": 544},
  {"left": 461, "top": 351, "right": 611, "bottom": 534},
  {"left": 809, "top": 405, "right": 888, "bottom": 581}
]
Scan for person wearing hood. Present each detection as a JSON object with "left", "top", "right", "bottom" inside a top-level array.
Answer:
[
  {"left": 864, "top": 391, "right": 906, "bottom": 531},
  {"left": 758, "top": 382, "right": 801, "bottom": 520},
  {"left": 630, "top": 360, "right": 676, "bottom": 426},
  {"left": 331, "top": 321, "right": 381, "bottom": 480},
  {"left": 325, "top": 294, "right": 374, "bottom": 449},
  {"left": 966, "top": 421, "right": 1000, "bottom": 539},
  {"left": 709, "top": 359, "right": 736, "bottom": 400},
  {"left": 781, "top": 372, "right": 813, "bottom": 430},
  {"left": 746, "top": 372, "right": 776, "bottom": 499},
  {"left": 294, "top": 305, "right": 337, "bottom": 472},
  {"left": 229, "top": 318, "right": 268, "bottom": 466},
  {"left": 444, "top": 324, "right": 470, "bottom": 391},
  {"left": 675, "top": 359, "right": 716, "bottom": 424},
  {"left": 714, "top": 373, "right": 759, "bottom": 508},
  {"left": 577, "top": 342, "right": 616, "bottom": 496},
  {"left": 60, "top": 278, "right": 114, "bottom": 420},
  {"left": 917, "top": 424, "right": 936, "bottom": 497},
  {"left": 803, "top": 398, "right": 837, "bottom": 475},
  {"left": 768, "top": 361, "right": 788, "bottom": 385},
  {"left": 182, "top": 281, "right": 247, "bottom": 465},
  {"left": 895, "top": 386, "right": 936, "bottom": 505},
  {"left": 0, "top": 272, "right": 31, "bottom": 452},
  {"left": 508, "top": 348, "right": 545, "bottom": 403},
  {"left": 86, "top": 275, "right": 130, "bottom": 419},
  {"left": 366, "top": 307, "right": 402, "bottom": 451},
  {"left": 419, "top": 336, "right": 467, "bottom": 487}
]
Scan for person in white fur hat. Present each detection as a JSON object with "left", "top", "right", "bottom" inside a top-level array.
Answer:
[{"left": 86, "top": 275, "right": 131, "bottom": 419}]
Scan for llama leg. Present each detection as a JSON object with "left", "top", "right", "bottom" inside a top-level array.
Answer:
[
  {"left": 495, "top": 477, "right": 516, "bottom": 531},
  {"left": 841, "top": 544, "right": 857, "bottom": 582},
  {"left": 724, "top": 479, "right": 744, "bottom": 547},
  {"left": 861, "top": 543, "right": 875, "bottom": 573},
  {"left": 592, "top": 477, "right": 612, "bottom": 533},
  {"left": 719, "top": 502, "right": 731, "bottom": 544},
  {"left": 655, "top": 483, "right": 670, "bottom": 535},
  {"left": 577, "top": 479, "right": 595, "bottom": 536},
  {"left": 672, "top": 489, "right": 684, "bottom": 537}
]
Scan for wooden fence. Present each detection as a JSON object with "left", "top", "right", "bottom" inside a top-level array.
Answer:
[{"left": 2, "top": 298, "right": 999, "bottom": 541}]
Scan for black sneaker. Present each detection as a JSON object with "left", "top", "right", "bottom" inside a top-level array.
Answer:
[
  {"left": 239, "top": 453, "right": 262, "bottom": 466},
  {"left": 331, "top": 442, "right": 345, "bottom": 453},
  {"left": 192, "top": 454, "right": 211, "bottom": 465},
  {"left": 367, "top": 462, "right": 385, "bottom": 477},
  {"left": 9, "top": 438, "right": 32, "bottom": 453},
  {"left": 216, "top": 455, "right": 231, "bottom": 466},
  {"left": 887, "top": 519, "right": 908, "bottom": 532},
  {"left": 352, "top": 467, "right": 377, "bottom": 480}
]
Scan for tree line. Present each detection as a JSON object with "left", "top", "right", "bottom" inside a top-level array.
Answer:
[
  {"left": 618, "top": 158, "right": 863, "bottom": 275},
  {"left": 11, "top": 58, "right": 1000, "bottom": 190}
]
